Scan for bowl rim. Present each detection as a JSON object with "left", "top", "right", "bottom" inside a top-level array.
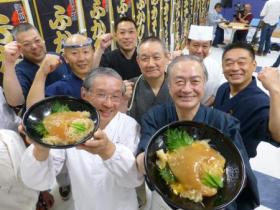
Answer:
[
  {"left": 23, "top": 95, "right": 100, "bottom": 149},
  {"left": 144, "top": 120, "right": 246, "bottom": 210}
]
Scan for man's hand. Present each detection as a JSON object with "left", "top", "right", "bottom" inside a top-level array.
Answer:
[
  {"left": 3, "top": 41, "right": 22, "bottom": 65},
  {"left": 77, "top": 129, "right": 116, "bottom": 160},
  {"left": 258, "top": 67, "right": 280, "bottom": 93},
  {"left": 136, "top": 152, "right": 146, "bottom": 175},
  {"left": 98, "top": 33, "right": 113, "bottom": 51},
  {"left": 39, "top": 54, "right": 62, "bottom": 76},
  {"left": 123, "top": 80, "right": 134, "bottom": 100}
]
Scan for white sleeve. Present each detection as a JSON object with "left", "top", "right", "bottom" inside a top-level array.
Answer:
[
  {"left": 103, "top": 115, "right": 144, "bottom": 188},
  {"left": 20, "top": 144, "right": 65, "bottom": 191},
  {"left": 260, "top": 2, "right": 268, "bottom": 17},
  {"left": 104, "top": 144, "right": 143, "bottom": 188}
]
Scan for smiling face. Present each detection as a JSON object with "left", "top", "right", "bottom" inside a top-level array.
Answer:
[
  {"left": 115, "top": 21, "right": 138, "bottom": 53},
  {"left": 168, "top": 60, "right": 206, "bottom": 112},
  {"left": 16, "top": 28, "right": 46, "bottom": 63},
  {"left": 63, "top": 35, "right": 94, "bottom": 79},
  {"left": 222, "top": 48, "right": 256, "bottom": 93},
  {"left": 187, "top": 40, "right": 211, "bottom": 59},
  {"left": 137, "top": 41, "right": 169, "bottom": 80},
  {"left": 82, "top": 75, "right": 123, "bottom": 129}
]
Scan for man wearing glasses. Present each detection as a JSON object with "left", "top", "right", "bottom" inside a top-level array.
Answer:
[{"left": 21, "top": 67, "right": 144, "bottom": 210}]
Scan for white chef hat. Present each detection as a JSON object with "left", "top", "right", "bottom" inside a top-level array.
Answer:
[{"left": 188, "top": 25, "right": 214, "bottom": 41}]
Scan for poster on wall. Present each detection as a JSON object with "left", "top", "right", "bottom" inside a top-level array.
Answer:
[
  {"left": 133, "top": 0, "right": 148, "bottom": 42},
  {"left": 30, "top": 0, "right": 79, "bottom": 53},
  {"left": 111, "top": 0, "right": 134, "bottom": 25},
  {"left": 81, "top": 0, "right": 110, "bottom": 48},
  {"left": 0, "top": 0, "right": 28, "bottom": 77}
]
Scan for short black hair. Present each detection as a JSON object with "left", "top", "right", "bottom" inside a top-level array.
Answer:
[
  {"left": 214, "top": 3, "right": 223, "bottom": 9},
  {"left": 11, "top": 22, "right": 38, "bottom": 40},
  {"left": 114, "top": 16, "right": 137, "bottom": 32},
  {"left": 222, "top": 42, "right": 255, "bottom": 60}
]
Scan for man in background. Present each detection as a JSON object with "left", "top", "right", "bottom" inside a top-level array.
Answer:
[
  {"left": 233, "top": 4, "right": 253, "bottom": 42},
  {"left": 257, "top": 0, "right": 280, "bottom": 56},
  {"left": 3, "top": 23, "right": 69, "bottom": 108},
  {"left": 184, "top": 25, "right": 225, "bottom": 106},
  {"left": 207, "top": 3, "right": 226, "bottom": 47},
  {"left": 93, "top": 16, "right": 141, "bottom": 80}
]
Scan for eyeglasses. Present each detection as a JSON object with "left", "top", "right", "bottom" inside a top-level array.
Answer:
[{"left": 91, "top": 92, "right": 122, "bottom": 103}]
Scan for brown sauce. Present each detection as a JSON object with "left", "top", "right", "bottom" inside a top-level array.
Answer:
[{"left": 168, "top": 142, "right": 225, "bottom": 195}]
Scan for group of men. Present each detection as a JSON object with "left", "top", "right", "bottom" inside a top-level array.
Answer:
[
  {"left": 1, "top": 15, "right": 280, "bottom": 210},
  {"left": 208, "top": 0, "right": 280, "bottom": 56}
]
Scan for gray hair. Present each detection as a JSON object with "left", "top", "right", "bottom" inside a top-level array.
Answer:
[
  {"left": 167, "top": 55, "right": 208, "bottom": 83},
  {"left": 11, "top": 23, "right": 39, "bottom": 40},
  {"left": 136, "top": 36, "right": 169, "bottom": 56},
  {"left": 83, "top": 67, "right": 126, "bottom": 94}
]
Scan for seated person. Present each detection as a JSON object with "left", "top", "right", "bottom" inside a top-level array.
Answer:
[
  {"left": 207, "top": 3, "right": 226, "bottom": 46},
  {"left": 233, "top": 4, "right": 253, "bottom": 42}
]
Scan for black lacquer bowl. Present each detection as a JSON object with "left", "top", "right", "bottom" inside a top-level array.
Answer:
[
  {"left": 23, "top": 96, "right": 99, "bottom": 149},
  {"left": 144, "top": 121, "right": 245, "bottom": 210}
]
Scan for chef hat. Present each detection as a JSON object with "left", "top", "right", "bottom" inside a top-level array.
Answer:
[{"left": 188, "top": 25, "right": 214, "bottom": 41}]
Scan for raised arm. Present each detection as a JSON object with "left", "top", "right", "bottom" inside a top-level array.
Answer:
[
  {"left": 26, "top": 54, "right": 62, "bottom": 108},
  {"left": 257, "top": 67, "right": 280, "bottom": 142},
  {"left": 92, "top": 33, "right": 113, "bottom": 68},
  {"left": 3, "top": 41, "right": 25, "bottom": 106}
]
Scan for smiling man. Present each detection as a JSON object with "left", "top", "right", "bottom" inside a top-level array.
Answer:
[
  {"left": 125, "top": 36, "right": 171, "bottom": 123},
  {"left": 21, "top": 67, "right": 143, "bottom": 210},
  {"left": 3, "top": 23, "right": 69, "bottom": 107},
  {"left": 136, "top": 55, "right": 259, "bottom": 210},
  {"left": 214, "top": 42, "right": 280, "bottom": 158},
  {"left": 93, "top": 16, "right": 141, "bottom": 80},
  {"left": 26, "top": 33, "right": 94, "bottom": 108}
]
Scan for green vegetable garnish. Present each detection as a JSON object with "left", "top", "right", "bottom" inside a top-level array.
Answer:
[
  {"left": 34, "top": 122, "right": 48, "bottom": 137},
  {"left": 201, "top": 172, "right": 224, "bottom": 189},
  {"left": 165, "top": 128, "right": 194, "bottom": 151},
  {"left": 52, "top": 102, "right": 70, "bottom": 113},
  {"left": 159, "top": 165, "right": 176, "bottom": 185},
  {"left": 70, "top": 122, "right": 86, "bottom": 134}
]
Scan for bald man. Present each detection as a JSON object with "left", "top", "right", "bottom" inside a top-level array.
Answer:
[{"left": 27, "top": 34, "right": 95, "bottom": 107}]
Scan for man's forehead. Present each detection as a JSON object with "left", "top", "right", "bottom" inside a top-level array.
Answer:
[
  {"left": 223, "top": 48, "right": 251, "bottom": 59},
  {"left": 63, "top": 36, "right": 92, "bottom": 49},
  {"left": 117, "top": 21, "right": 136, "bottom": 30},
  {"left": 189, "top": 40, "right": 211, "bottom": 45},
  {"left": 139, "top": 42, "right": 164, "bottom": 55},
  {"left": 173, "top": 61, "right": 204, "bottom": 74}
]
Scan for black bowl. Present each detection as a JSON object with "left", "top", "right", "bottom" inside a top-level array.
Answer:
[
  {"left": 144, "top": 121, "right": 245, "bottom": 210},
  {"left": 23, "top": 96, "right": 99, "bottom": 149}
]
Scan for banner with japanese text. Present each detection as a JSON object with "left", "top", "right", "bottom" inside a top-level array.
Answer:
[
  {"left": 30, "top": 0, "right": 79, "bottom": 53},
  {"left": 0, "top": 0, "right": 28, "bottom": 74},
  {"left": 0, "top": 0, "right": 210, "bottom": 81}
]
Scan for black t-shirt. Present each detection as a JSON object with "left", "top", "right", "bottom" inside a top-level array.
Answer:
[{"left": 100, "top": 48, "right": 141, "bottom": 80}]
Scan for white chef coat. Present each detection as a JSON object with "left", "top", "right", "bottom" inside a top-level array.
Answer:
[
  {"left": 21, "top": 112, "right": 144, "bottom": 210},
  {"left": 202, "top": 56, "right": 226, "bottom": 104},
  {"left": 0, "top": 129, "right": 38, "bottom": 210},
  {"left": 0, "top": 87, "right": 21, "bottom": 131}
]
